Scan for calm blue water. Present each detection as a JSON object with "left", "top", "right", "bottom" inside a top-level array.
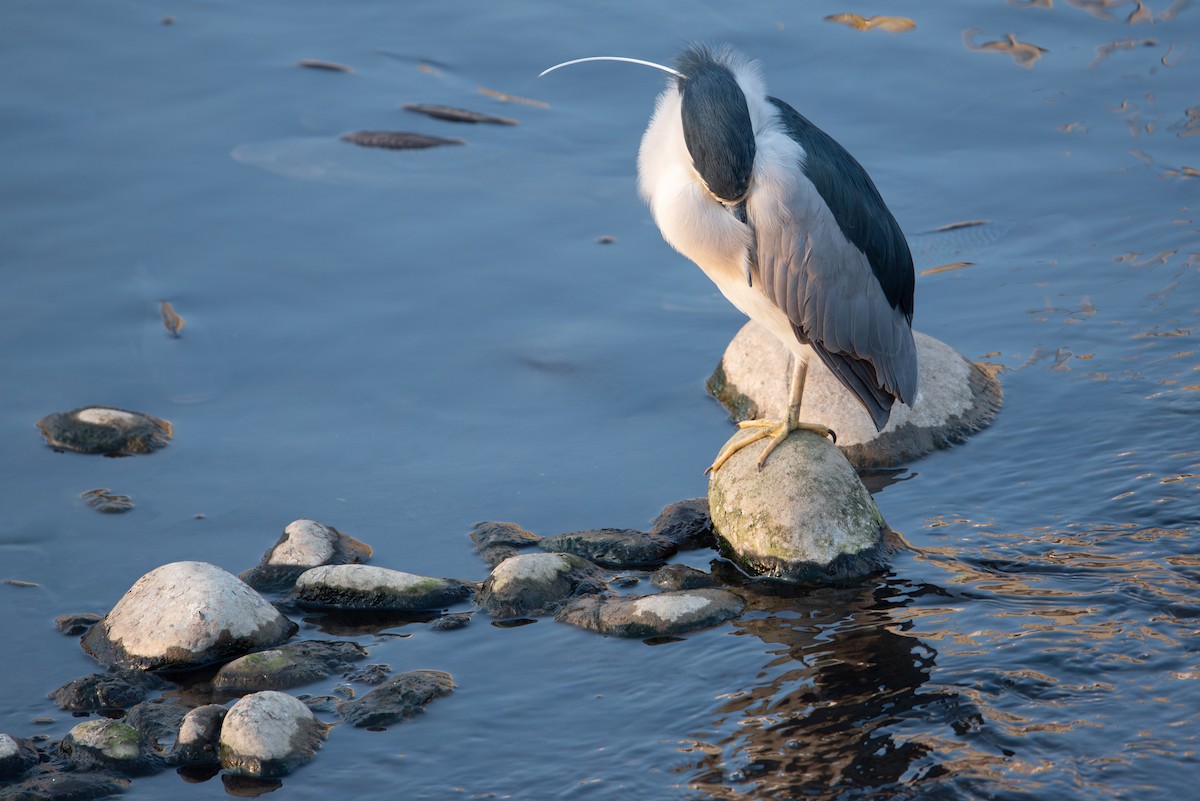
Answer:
[{"left": 1, "top": 1, "right": 1197, "bottom": 799}]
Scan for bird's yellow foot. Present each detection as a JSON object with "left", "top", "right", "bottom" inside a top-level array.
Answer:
[{"left": 706, "top": 418, "right": 835, "bottom": 474}]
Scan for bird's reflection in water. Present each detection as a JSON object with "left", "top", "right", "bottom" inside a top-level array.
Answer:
[{"left": 679, "top": 579, "right": 1010, "bottom": 800}]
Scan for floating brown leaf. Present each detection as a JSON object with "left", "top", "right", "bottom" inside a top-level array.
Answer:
[
  {"left": 160, "top": 300, "right": 185, "bottom": 338},
  {"left": 340, "top": 131, "right": 465, "bottom": 150},
  {"left": 964, "top": 29, "right": 1048, "bottom": 68},
  {"left": 825, "top": 13, "right": 916, "bottom": 32},
  {"left": 919, "top": 262, "right": 974, "bottom": 276},
  {"left": 403, "top": 103, "right": 517, "bottom": 126},
  {"left": 298, "top": 59, "right": 354, "bottom": 73},
  {"left": 477, "top": 87, "right": 550, "bottom": 108}
]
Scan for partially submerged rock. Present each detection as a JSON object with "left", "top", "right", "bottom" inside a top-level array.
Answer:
[
  {"left": 289, "top": 565, "right": 474, "bottom": 612},
  {"left": 649, "top": 499, "right": 716, "bottom": 550},
  {"left": 213, "top": 640, "right": 369, "bottom": 693},
  {"left": 336, "top": 670, "right": 455, "bottom": 728},
  {"left": 341, "top": 130, "right": 464, "bottom": 150},
  {"left": 241, "top": 519, "right": 373, "bottom": 593},
  {"left": 50, "top": 669, "right": 166, "bottom": 712},
  {"left": 219, "top": 691, "right": 326, "bottom": 779},
  {"left": 82, "top": 562, "right": 298, "bottom": 671},
  {"left": 707, "top": 322, "right": 1001, "bottom": 467},
  {"left": 55, "top": 613, "right": 102, "bottom": 636},
  {"left": 650, "top": 564, "right": 721, "bottom": 591},
  {"left": 123, "top": 700, "right": 188, "bottom": 753},
  {"left": 36, "top": 406, "right": 172, "bottom": 456},
  {"left": 0, "top": 733, "right": 39, "bottom": 780},
  {"left": 708, "top": 430, "right": 892, "bottom": 582},
  {"left": 556, "top": 589, "right": 745, "bottom": 638},
  {"left": 469, "top": 521, "right": 542, "bottom": 568},
  {"left": 61, "top": 719, "right": 160, "bottom": 775},
  {"left": 476, "top": 552, "right": 606, "bottom": 618},
  {"left": 0, "top": 770, "right": 131, "bottom": 799},
  {"left": 173, "top": 704, "right": 227, "bottom": 767},
  {"left": 538, "top": 528, "right": 676, "bottom": 568}
]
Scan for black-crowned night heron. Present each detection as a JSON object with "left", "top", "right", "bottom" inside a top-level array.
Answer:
[{"left": 542, "top": 44, "right": 917, "bottom": 472}]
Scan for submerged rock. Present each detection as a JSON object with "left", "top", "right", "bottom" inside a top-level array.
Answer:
[
  {"left": 290, "top": 565, "right": 474, "bottom": 612},
  {"left": 36, "top": 406, "right": 172, "bottom": 456},
  {"left": 336, "top": 670, "right": 455, "bottom": 728},
  {"left": 213, "top": 640, "right": 369, "bottom": 693},
  {"left": 82, "top": 562, "right": 297, "bottom": 671},
  {"left": 55, "top": 612, "right": 102, "bottom": 636},
  {"left": 50, "top": 669, "right": 166, "bottom": 712},
  {"left": 219, "top": 691, "right": 326, "bottom": 779},
  {"left": 708, "top": 430, "right": 891, "bottom": 582},
  {"left": 469, "top": 521, "right": 542, "bottom": 568},
  {"left": 123, "top": 700, "right": 188, "bottom": 753},
  {"left": 650, "top": 564, "right": 721, "bottom": 591},
  {"left": 476, "top": 552, "right": 607, "bottom": 618},
  {"left": 172, "top": 704, "right": 227, "bottom": 767},
  {"left": 61, "top": 719, "right": 160, "bottom": 775},
  {"left": 556, "top": 589, "right": 745, "bottom": 638},
  {"left": 707, "top": 322, "right": 1002, "bottom": 467},
  {"left": 538, "top": 528, "right": 676, "bottom": 568},
  {"left": 0, "top": 770, "right": 131, "bottom": 799},
  {"left": 0, "top": 733, "right": 40, "bottom": 780},
  {"left": 240, "top": 519, "right": 373, "bottom": 593}
]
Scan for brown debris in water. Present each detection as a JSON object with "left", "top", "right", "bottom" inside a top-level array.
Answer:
[
  {"left": 963, "top": 29, "right": 1048, "bottom": 68},
  {"left": 160, "top": 300, "right": 185, "bottom": 338},
  {"left": 403, "top": 103, "right": 517, "bottom": 125},
  {"left": 82, "top": 488, "right": 135, "bottom": 514},
  {"left": 341, "top": 130, "right": 465, "bottom": 150},
  {"left": 825, "top": 14, "right": 917, "bottom": 33},
  {"left": 477, "top": 86, "right": 549, "bottom": 108}
]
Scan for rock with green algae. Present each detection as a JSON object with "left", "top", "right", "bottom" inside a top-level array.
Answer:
[
  {"left": 289, "top": 564, "right": 474, "bottom": 611},
  {"left": 707, "top": 429, "right": 893, "bottom": 582},
  {"left": 61, "top": 719, "right": 161, "bottom": 775},
  {"left": 213, "top": 640, "right": 369, "bottom": 693}
]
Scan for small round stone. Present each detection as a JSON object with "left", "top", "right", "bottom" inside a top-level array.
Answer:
[
  {"left": 36, "top": 406, "right": 173, "bottom": 455},
  {"left": 81, "top": 561, "right": 298, "bottom": 671},
  {"left": 477, "top": 552, "right": 607, "bottom": 618},
  {"left": 173, "top": 704, "right": 228, "bottom": 766},
  {"left": 219, "top": 691, "right": 326, "bottom": 779}
]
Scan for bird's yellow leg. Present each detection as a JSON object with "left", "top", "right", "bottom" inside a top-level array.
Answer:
[{"left": 706, "top": 355, "right": 835, "bottom": 474}]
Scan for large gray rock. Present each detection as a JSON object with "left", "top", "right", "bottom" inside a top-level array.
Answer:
[
  {"left": 241, "top": 519, "right": 373, "bottom": 593},
  {"left": 81, "top": 562, "right": 298, "bottom": 671},
  {"left": 476, "top": 552, "right": 607, "bottom": 618},
  {"left": 708, "top": 430, "right": 892, "bottom": 582},
  {"left": 707, "top": 322, "right": 1001, "bottom": 467},
  {"left": 218, "top": 691, "right": 326, "bottom": 779},
  {"left": 289, "top": 564, "right": 474, "bottom": 611},
  {"left": 556, "top": 589, "right": 745, "bottom": 638}
]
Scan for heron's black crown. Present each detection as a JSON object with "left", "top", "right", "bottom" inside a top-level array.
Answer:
[{"left": 675, "top": 46, "right": 756, "bottom": 204}]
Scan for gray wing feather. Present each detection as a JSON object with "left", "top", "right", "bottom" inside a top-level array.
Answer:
[{"left": 753, "top": 175, "right": 918, "bottom": 429}]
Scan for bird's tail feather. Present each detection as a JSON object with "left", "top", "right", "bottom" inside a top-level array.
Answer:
[{"left": 808, "top": 342, "right": 894, "bottom": 431}]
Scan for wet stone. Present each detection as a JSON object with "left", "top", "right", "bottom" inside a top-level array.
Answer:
[
  {"left": 649, "top": 499, "right": 716, "bottom": 550},
  {"left": 650, "top": 564, "right": 721, "bottom": 591},
  {"left": 61, "top": 719, "right": 161, "bottom": 775},
  {"left": 343, "top": 664, "right": 392, "bottom": 685},
  {"left": 556, "top": 589, "right": 745, "bottom": 638},
  {"left": 219, "top": 691, "right": 326, "bottom": 780},
  {"left": 0, "top": 770, "right": 131, "bottom": 800},
  {"left": 50, "top": 669, "right": 167, "bottom": 712},
  {"left": 0, "top": 733, "right": 40, "bottom": 780},
  {"left": 469, "top": 521, "right": 542, "bottom": 568},
  {"left": 81, "top": 561, "right": 298, "bottom": 672},
  {"left": 172, "top": 705, "right": 227, "bottom": 767},
  {"left": 123, "top": 700, "right": 188, "bottom": 753},
  {"left": 476, "top": 552, "right": 607, "bottom": 618},
  {"left": 340, "top": 130, "right": 464, "bottom": 150},
  {"left": 708, "top": 430, "right": 892, "bottom": 582},
  {"left": 336, "top": 670, "right": 455, "bottom": 728},
  {"left": 36, "top": 406, "right": 172, "bottom": 456},
  {"left": 290, "top": 564, "right": 474, "bottom": 612},
  {"left": 54, "top": 613, "right": 102, "bottom": 636},
  {"left": 240, "top": 519, "right": 373, "bottom": 594},
  {"left": 428, "top": 613, "right": 471, "bottom": 632},
  {"left": 538, "top": 528, "right": 677, "bottom": 569},
  {"left": 213, "top": 640, "right": 369, "bottom": 693}
]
